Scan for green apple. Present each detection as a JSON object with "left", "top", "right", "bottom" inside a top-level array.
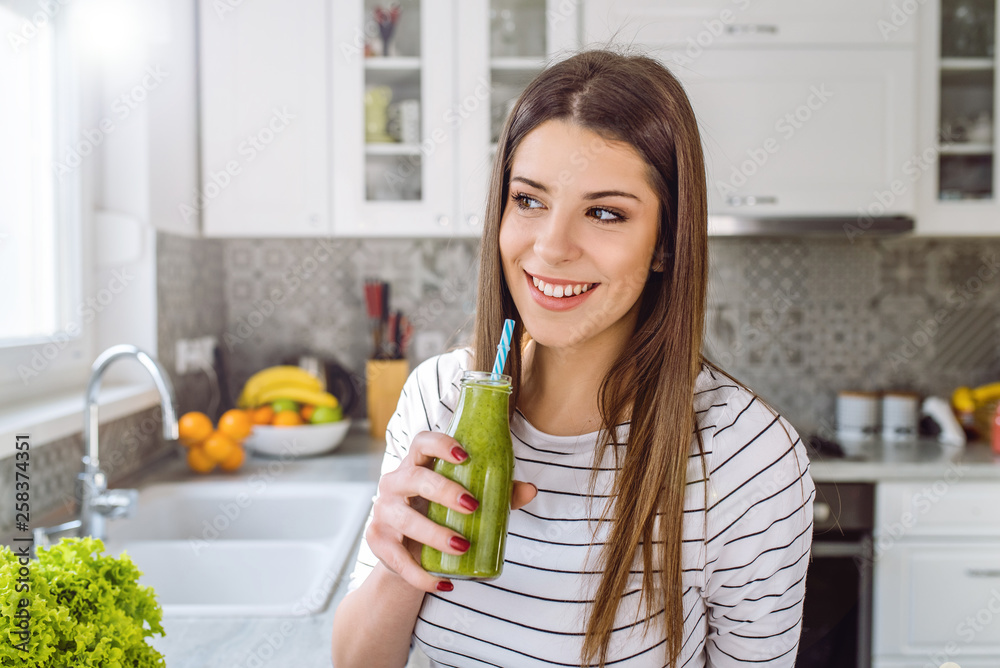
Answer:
[
  {"left": 271, "top": 399, "right": 300, "bottom": 414},
  {"left": 310, "top": 405, "right": 342, "bottom": 424}
]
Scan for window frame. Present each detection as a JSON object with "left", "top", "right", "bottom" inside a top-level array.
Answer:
[{"left": 0, "top": 0, "right": 95, "bottom": 405}]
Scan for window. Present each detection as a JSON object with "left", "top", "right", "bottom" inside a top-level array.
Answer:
[{"left": 0, "top": 0, "right": 89, "bottom": 399}]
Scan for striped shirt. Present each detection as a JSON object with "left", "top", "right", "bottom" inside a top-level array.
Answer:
[{"left": 348, "top": 347, "right": 815, "bottom": 667}]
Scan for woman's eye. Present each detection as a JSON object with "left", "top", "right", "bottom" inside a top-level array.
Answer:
[
  {"left": 589, "top": 207, "right": 625, "bottom": 223},
  {"left": 512, "top": 193, "right": 543, "bottom": 210}
]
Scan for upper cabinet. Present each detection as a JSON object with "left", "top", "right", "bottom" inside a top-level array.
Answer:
[
  {"left": 916, "top": 0, "right": 1000, "bottom": 234},
  {"left": 330, "top": 0, "right": 578, "bottom": 237},
  {"left": 199, "top": 0, "right": 330, "bottom": 237},
  {"left": 584, "top": 3, "right": 918, "bottom": 221},
  {"left": 583, "top": 0, "right": 918, "bottom": 48}
]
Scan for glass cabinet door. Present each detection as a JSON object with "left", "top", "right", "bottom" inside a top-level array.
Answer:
[
  {"left": 454, "top": 0, "right": 578, "bottom": 237},
  {"left": 937, "top": 0, "right": 996, "bottom": 201},
  {"left": 332, "top": 0, "right": 455, "bottom": 236}
]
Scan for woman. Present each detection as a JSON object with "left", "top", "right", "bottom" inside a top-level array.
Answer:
[{"left": 332, "top": 49, "right": 814, "bottom": 668}]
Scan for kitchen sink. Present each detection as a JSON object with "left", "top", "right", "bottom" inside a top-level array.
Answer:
[{"left": 103, "top": 480, "right": 376, "bottom": 617}]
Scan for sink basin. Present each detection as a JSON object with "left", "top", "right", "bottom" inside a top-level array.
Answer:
[{"left": 104, "top": 480, "right": 375, "bottom": 617}]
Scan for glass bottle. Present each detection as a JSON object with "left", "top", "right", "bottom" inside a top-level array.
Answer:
[{"left": 421, "top": 371, "right": 514, "bottom": 580}]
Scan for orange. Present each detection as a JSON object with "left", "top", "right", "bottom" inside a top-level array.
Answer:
[
  {"left": 187, "top": 446, "right": 216, "bottom": 473},
  {"left": 272, "top": 410, "right": 304, "bottom": 427},
  {"left": 219, "top": 445, "right": 246, "bottom": 472},
  {"left": 300, "top": 405, "right": 316, "bottom": 421},
  {"left": 202, "top": 430, "right": 239, "bottom": 463},
  {"left": 251, "top": 406, "right": 275, "bottom": 425},
  {"left": 178, "top": 412, "right": 213, "bottom": 448},
  {"left": 218, "top": 409, "right": 253, "bottom": 441}
]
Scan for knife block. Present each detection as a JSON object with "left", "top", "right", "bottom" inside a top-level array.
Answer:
[{"left": 366, "top": 359, "right": 409, "bottom": 440}]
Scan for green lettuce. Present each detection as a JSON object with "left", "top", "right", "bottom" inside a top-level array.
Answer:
[{"left": 0, "top": 537, "right": 165, "bottom": 667}]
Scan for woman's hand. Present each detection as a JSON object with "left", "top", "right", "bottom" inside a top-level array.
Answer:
[{"left": 366, "top": 430, "right": 537, "bottom": 593}]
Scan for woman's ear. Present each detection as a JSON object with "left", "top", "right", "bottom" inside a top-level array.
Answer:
[{"left": 651, "top": 246, "right": 665, "bottom": 273}]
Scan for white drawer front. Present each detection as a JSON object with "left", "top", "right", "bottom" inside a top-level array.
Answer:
[
  {"left": 875, "top": 542, "right": 1000, "bottom": 656},
  {"left": 877, "top": 482, "right": 1000, "bottom": 538}
]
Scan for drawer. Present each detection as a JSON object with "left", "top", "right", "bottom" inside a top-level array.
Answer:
[
  {"left": 877, "top": 482, "right": 1000, "bottom": 538},
  {"left": 874, "top": 542, "right": 1000, "bottom": 656}
]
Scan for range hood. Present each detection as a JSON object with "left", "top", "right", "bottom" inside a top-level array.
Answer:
[{"left": 708, "top": 215, "right": 914, "bottom": 237}]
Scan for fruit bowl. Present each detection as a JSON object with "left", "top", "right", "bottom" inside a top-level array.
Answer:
[{"left": 243, "top": 419, "right": 352, "bottom": 458}]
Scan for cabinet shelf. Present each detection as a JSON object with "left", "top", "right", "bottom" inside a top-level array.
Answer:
[
  {"left": 490, "top": 57, "right": 546, "bottom": 71},
  {"left": 365, "top": 142, "right": 422, "bottom": 156},
  {"left": 940, "top": 57, "right": 995, "bottom": 71},
  {"left": 364, "top": 57, "right": 421, "bottom": 71},
  {"left": 938, "top": 142, "right": 994, "bottom": 155}
]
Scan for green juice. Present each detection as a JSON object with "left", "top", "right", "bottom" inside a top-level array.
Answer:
[{"left": 421, "top": 371, "right": 514, "bottom": 580}]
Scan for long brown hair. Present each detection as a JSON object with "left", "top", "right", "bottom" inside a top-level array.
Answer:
[{"left": 472, "top": 49, "right": 709, "bottom": 667}]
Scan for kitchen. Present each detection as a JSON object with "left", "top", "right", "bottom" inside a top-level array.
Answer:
[{"left": 2, "top": 0, "right": 1000, "bottom": 666}]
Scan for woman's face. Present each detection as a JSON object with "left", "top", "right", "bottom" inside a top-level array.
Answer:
[{"left": 499, "top": 119, "right": 661, "bottom": 352}]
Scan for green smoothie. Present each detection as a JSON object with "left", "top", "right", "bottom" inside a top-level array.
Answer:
[{"left": 421, "top": 371, "right": 514, "bottom": 580}]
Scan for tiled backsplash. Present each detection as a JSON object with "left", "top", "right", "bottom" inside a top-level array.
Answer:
[
  {"left": 7, "top": 232, "right": 998, "bottom": 539},
  {"left": 214, "top": 235, "right": 1000, "bottom": 434}
]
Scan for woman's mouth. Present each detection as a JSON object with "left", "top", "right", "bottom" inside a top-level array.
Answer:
[{"left": 523, "top": 271, "right": 598, "bottom": 311}]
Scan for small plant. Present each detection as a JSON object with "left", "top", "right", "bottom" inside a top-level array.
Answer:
[{"left": 0, "top": 537, "right": 165, "bottom": 667}]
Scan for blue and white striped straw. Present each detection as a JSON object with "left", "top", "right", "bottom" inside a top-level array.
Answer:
[{"left": 491, "top": 319, "right": 515, "bottom": 377}]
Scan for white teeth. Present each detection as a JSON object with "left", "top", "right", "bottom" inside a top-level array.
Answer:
[{"left": 530, "top": 275, "right": 594, "bottom": 298}]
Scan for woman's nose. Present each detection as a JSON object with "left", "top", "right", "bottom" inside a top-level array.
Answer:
[{"left": 533, "top": 208, "right": 581, "bottom": 266}]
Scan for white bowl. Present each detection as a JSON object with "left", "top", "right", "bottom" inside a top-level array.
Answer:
[{"left": 243, "top": 419, "right": 351, "bottom": 458}]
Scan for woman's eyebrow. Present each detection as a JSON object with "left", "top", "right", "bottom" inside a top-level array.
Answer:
[{"left": 510, "top": 176, "right": 640, "bottom": 201}]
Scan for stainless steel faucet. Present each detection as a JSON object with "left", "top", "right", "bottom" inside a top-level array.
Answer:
[{"left": 34, "top": 345, "right": 179, "bottom": 545}]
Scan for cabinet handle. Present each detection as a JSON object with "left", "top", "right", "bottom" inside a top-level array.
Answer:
[
  {"left": 966, "top": 569, "right": 1000, "bottom": 578},
  {"left": 726, "top": 195, "right": 778, "bottom": 207},
  {"left": 466, "top": 215, "right": 481, "bottom": 227},
  {"left": 437, "top": 215, "right": 450, "bottom": 227},
  {"left": 725, "top": 24, "right": 779, "bottom": 35}
]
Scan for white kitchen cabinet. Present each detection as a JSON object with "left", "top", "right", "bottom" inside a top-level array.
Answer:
[
  {"left": 916, "top": 0, "right": 1000, "bottom": 235},
  {"left": 198, "top": 0, "right": 330, "bottom": 237},
  {"left": 873, "top": 482, "right": 1000, "bottom": 664},
  {"left": 583, "top": 0, "right": 917, "bottom": 49},
  {"left": 331, "top": 0, "right": 578, "bottom": 238},
  {"left": 660, "top": 49, "right": 916, "bottom": 219}
]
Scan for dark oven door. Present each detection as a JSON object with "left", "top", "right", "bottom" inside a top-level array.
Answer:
[{"left": 797, "top": 483, "right": 874, "bottom": 668}]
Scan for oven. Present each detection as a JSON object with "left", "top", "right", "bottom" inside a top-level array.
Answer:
[{"left": 796, "top": 482, "right": 875, "bottom": 668}]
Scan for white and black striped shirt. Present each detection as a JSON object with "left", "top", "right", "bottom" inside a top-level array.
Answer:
[{"left": 348, "top": 348, "right": 815, "bottom": 667}]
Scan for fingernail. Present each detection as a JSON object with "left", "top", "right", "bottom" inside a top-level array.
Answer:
[
  {"left": 449, "top": 536, "right": 470, "bottom": 552},
  {"left": 436, "top": 581, "right": 454, "bottom": 592},
  {"left": 459, "top": 493, "right": 479, "bottom": 511},
  {"left": 451, "top": 446, "right": 468, "bottom": 462}
]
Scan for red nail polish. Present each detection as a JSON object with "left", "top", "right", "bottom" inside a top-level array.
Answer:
[
  {"left": 459, "top": 493, "right": 479, "bottom": 511},
  {"left": 449, "top": 536, "right": 470, "bottom": 552},
  {"left": 436, "top": 581, "right": 454, "bottom": 592},
  {"left": 451, "top": 446, "right": 468, "bottom": 462}
]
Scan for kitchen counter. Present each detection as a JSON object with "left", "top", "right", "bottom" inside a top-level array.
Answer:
[
  {"left": 807, "top": 438, "right": 1000, "bottom": 482},
  {"left": 18, "top": 424, "right": 1000, "bottom": 667}
]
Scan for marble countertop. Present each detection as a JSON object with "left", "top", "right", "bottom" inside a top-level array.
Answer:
[
  {"left": 807, "top": 438, "right": 1000, "bottom": 482},
  {"left": 21, "top": 423, "right": 999, "bottom": 666}
]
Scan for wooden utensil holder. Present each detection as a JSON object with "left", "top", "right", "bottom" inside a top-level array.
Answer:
[{"left": 366, "top": 359, "right": 409, "bottom": 440}]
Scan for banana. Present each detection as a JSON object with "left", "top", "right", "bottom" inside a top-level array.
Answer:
[
  {"left": 952, "top": 386, "right": 975, "bottom": 413},
  {"left": 255, "top": 386, "right": 340, "bottom": 408},
  {"left": 971, "top": 382, "right": 1000, "bottom": 405},
  {"left": 238, "top": 366, "right": 323, "bottom": 408}
]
